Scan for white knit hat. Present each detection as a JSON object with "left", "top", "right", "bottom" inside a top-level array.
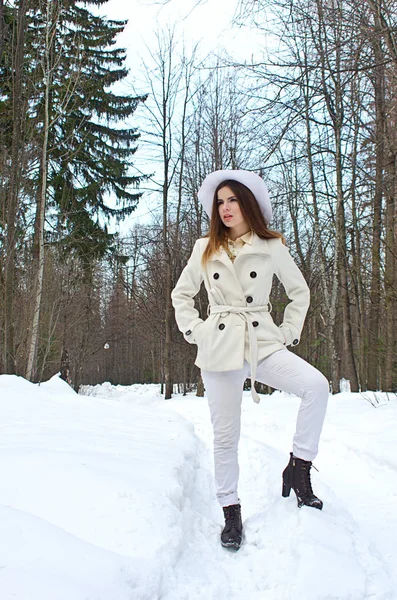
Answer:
[{"left": 197, "top": 169, "right": 272, "bottom": 223}]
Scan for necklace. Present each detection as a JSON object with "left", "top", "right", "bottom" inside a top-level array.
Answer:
[{"left": 225, "top": 239, "right": 238, "bottom": 262}]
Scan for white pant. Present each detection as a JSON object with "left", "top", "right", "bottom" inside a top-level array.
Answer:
[{"left": 201, "top": 349, "right": 329, "bottom": 507}]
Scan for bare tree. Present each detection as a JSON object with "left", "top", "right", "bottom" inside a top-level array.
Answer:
[{"left": 138, "top": 28, "right": 197, "bottom": 398}]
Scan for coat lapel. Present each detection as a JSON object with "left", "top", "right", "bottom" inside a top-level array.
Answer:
[
  {"left": 208, "top": 246, "right": 236, "bottom": 277},
  {"left": 207, "top": 246, "right": 247, "bottom": 300}
]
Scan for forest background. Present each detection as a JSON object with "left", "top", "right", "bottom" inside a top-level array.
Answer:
[{"left": 1, "top": 0, "right": 396, "bottom": 397}]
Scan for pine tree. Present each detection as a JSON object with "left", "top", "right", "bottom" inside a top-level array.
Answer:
[{"left": 28, "top": 0, "right": 147, "bottom": 260}]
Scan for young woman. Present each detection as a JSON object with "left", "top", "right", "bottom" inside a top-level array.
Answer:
[{"left": 171, "top": 170, "right": 329, "bottom": 551}]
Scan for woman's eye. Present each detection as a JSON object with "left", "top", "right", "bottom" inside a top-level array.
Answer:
[{"left": 217, "top": 200, "right": 224, "bottom": 205}]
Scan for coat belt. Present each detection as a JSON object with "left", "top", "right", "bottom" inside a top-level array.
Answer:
[{"left": 209, "top": 304, "right": 271, "bottom": 404}]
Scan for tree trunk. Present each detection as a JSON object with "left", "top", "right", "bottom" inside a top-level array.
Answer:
[
  {"left": 335, "top": 127, "right": 359, "bottom": 391},
  {"left": 0, "top": 0, "right": 5, "bottom": 64},
  {"left": 4, "top": 0, "right": 28, "bottom": 373},
  {"left": 383, "top": 153, "right": 397, "bottom": 391},
  {"left": 196, "top": 375, "right": 204, "bottom": 397},
  {"left": 164, "top": 251, "right": 173, "bottom": 399},
  {"left": 60, "top": 347, "right": 72, "bottom": 386},
  {"left": 26, "top": 0, "right": 52, "bottom": 380},
  {"left": 367, "top": 42, "right": 385, "bottom": 391},
  {"left": 349, "top": 76, "right": 365, "bottom": 390}
]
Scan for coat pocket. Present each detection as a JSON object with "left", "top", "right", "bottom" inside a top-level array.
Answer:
[
  {"left": 193, "top": 320, "right": 207, "bottom": 345},
  {"left": 260, "top": 313, "right": 286, "bottom": 344}
]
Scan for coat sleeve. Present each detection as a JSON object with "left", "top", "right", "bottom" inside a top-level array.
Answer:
[
  {"left": 272, "top": 239, "right": 310, "bottom": 347},
  {"left": 171, "top": 239, "right": 205, "bottom": 345}
]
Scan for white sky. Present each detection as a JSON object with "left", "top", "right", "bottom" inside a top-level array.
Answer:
[
  {"left": 102, "top": 0, "right": 263, "bottom": 69},
  {"left": 96, "top": 0, "right": 266, "bottom": 234}
]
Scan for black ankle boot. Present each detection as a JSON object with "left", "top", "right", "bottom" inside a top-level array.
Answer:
[
  {"left": 221, "top": 504, "right": 243, "bottom": 550},
  {"left": 282, "top": 452, "right": 323, "bottom": 510}
]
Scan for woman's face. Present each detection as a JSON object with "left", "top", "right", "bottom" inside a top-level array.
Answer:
[{"left": 217, "top": 185, "right": 248, "bottom": 233}]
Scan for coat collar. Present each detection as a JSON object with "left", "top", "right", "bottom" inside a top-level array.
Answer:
[
  {"left": 234, "top": 231, "right": 253, "bottom": 246},
  {"left": 208, "top": 233, "right": 271, "bottom": 258},
  {"left": 235, "top": 232, "right": 271, "bottom": 260},
  {"left": 207, "top": 233, "right": 272, "bottom": 275}
]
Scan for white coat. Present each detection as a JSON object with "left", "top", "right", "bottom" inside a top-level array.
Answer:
[{"left": 171, "top": 233, "right": 310, "bottom": 401}]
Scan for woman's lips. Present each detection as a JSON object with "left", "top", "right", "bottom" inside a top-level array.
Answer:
[{"left": 223, "top": 215, "right": 233, "bottom": 221}]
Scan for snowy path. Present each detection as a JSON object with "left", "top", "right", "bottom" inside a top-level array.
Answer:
[
  {"left": 162, "top": 393, "right": 397, "bottom": 600},
  {"left": 0, "top": 375, "right": 396, "bottom": 599}
]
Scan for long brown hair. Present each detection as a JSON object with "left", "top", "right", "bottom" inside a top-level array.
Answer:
[{"left": 202, "top": 179, "right": 284, "bottom": 265}]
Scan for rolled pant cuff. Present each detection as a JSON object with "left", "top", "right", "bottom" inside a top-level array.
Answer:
[
  {"left": 292, "top": 445, "right": 317, "bottom": 462},
  {"left": 218, "top": 492, "right": 240, "bottom": 508}
]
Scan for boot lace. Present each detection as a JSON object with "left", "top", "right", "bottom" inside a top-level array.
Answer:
[
  {"left": 298, "top": 460, "right": 319, "bottom": 498},
  {"left": 301, "top": 462, "right": 314, "bottom": 496}
]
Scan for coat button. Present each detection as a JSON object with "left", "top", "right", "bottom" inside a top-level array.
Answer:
[
  {"left": 213, "top": 272, "right": 219, "bottom": 279},
  {"left": 246, "top": 296, "right": 253, "bottom": 303},
  {"left": 250, "top": 271, "right": 257, "bottom": 278},
  {"left": 292, "top": 338, "right": 299, "bottom": 345},
  {"left": 252, "top": 321, "right": 259, "bottom": 327},
  {"left": 185, "top": 330, "right": 192, "bottom": 336},
  {"left": 219, "top": 323, "right": 225, "bottom": 330}
]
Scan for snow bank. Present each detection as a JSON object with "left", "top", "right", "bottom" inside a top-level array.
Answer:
[
  {"left": 79, "top": 381, "right": 163, "bottom": 404},
  {"left": 0, "top": 374, "right": 198, "bottom": 600}
]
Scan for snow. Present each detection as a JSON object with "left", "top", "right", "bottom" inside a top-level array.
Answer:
[{"left": 1, "top": 374, "right": 396, "bottom": 599}]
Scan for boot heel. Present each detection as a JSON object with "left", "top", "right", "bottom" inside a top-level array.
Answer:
[{"left": 282, "top": 479, "right": 291, "bottom": 497}]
